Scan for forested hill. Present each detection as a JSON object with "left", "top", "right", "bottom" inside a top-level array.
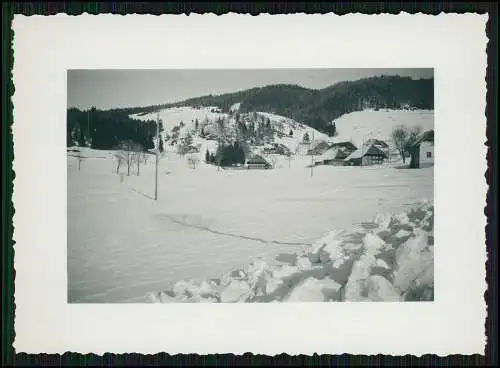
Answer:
[
  {"left": 67, "top": 75, "right": 433, "bottom": 149},
  {"left": 119, "top": 75, "right": 433, "bottom": 132}
]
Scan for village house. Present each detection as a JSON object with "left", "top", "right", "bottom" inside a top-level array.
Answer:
[
  {"left": 307, "top": 140, "right": 331, "bottom": 156},
  {"left": 365, "top": 138, "right": 389, "bottom": 149},
  {"left": 245, "top": 154, "right": 272, "bottom": 169},
  {"left": 263, "top": 144, "right": 277, "bottom": 154},
  {"left": 408, "top": 130, "right": 434, "bottom": 168},
  {"left": 329, "top": 141, "right": 358, "bottom": 155},
  {"left": 314, "top": 147, "right": 349, "bottom": 166},
  {"left": 344, "top": 143, "right": 388, "bottom": 166},
  {"left": 263, "top": 143, "right": 291, "bottom": 155}
]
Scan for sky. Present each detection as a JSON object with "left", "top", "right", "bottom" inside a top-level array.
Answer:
[{"left": 67, "top": 68, "right": 433, "bottom": 110}]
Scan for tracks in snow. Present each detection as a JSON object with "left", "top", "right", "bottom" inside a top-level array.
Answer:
[{"left": 160, "top": 214, "right": 311, "bottom": 247}]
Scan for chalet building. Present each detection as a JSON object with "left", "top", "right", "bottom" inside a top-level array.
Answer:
[
  {"left": 315, "top": 147, "right": 349, "bottom": 166},
  {"left": 365, "top": 138, "right": 389, "bottom": 149},
  {"left": 344, "top": 143, "right": 388, "bottom": 166},
  {"left": 409, "top": 130, "right": 434, "bottom": 168},
  {"left": 263, "top": 143, "right": 290, "bottom": 155},
  {"left": 307, "top": 140, "right": 331, "bottom": 156},
  {"left": 246, "top": 155, "right": 272, "bottom": 169},
  {"left": 330, "top": 141, "right": 358, "bottom": 155}
]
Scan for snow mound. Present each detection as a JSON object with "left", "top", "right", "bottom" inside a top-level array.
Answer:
[
  {"left": 147, "top": 201, "right": 434, "bottom": 303},
  {"left": 283, "top": 277, "right": 342, "bottom": 302}
]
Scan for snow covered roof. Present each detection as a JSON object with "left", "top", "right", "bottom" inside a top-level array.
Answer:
[
  {"left": 330, "top": 141, "right": 357, "bottom": 151},
  {"left": 365, "top": 138, "right": 389, "bottom": 148},
  {"left": 247, "top": 155, "right": 270, "bottom": 165},
  {"left": 411, "top": 130, "right": 434, "bottom": 147},
  {"left": 316, "top": 147, "right": 347, "bottom": 161},
  {"left": 345, "top": 143, "right": 388, "bottom": 161}
]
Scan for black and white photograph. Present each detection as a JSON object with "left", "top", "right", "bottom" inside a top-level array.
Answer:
[
  {"left": 12, "top": 12, "right": 488, "bottom": 355},
  {"left": 67, "top": 68, "right": 435, "bottom": 303}
]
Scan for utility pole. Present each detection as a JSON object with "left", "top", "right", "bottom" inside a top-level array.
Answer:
[
  {"left": 310, "top": 131, "right": 315, "bottom": 177},
  {"left": 155, "top": 111, "right": 159, "bottom": 201},
  {"left": 361, "top": 135, "right": 365, "bottom": 168}
]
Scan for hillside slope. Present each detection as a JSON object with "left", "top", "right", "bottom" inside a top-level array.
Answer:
[
  {"left": 330, "top": 108, "right": 434, "bottom": 148},
  {"left": 121, "top": 75, "right": 433, "bottom": 134},
  {"left": 130, "top": 106, "right": 434, "bottom": 168}
]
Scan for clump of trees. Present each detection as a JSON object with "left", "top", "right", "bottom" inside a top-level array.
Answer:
[
  {"left": 67, "top": 107, "right": 156, "bottom": 150},
  {"left": 113, "top": 140, "right": 150, "bottom": 176},
  {"left": 211, "top": 141, "right": 246, "bottom": 167},
  {"left": 325, "top": 122, "right": 337, "bottom": 137}
]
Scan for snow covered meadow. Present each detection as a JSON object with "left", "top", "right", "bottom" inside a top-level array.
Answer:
[{"left": 68, "top": 107, "right": 434, "bottom": 303}]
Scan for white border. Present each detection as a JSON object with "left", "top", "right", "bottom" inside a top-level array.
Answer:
[{"left": 12, "top": 13, "right": 487, "bottom": 355}]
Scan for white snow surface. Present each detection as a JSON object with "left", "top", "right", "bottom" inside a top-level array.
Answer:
[{"left": 146, "top": 201, "right": 434, "bottom": 303}]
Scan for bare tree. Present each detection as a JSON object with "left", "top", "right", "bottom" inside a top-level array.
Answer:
[
  {"left": 71, "top": 149, "right": 85, "bottom": 171},
  {"left": 286, "top": 152, "right": 293, "bottom": 168},
  {"left": 131, "top": 143, "right": 144, "bottom": 176},
  {"left": 77, "top": 153, "right": 84, "bottom": 171},
  {"left": 116, "top": 140, "right": 137, "bottom": 176},
  {"left": 391, "top": 125, "right": 422, "bottom": 165},
  {"left": 114, "top": 150, "right": 126, "bottom": 175},
  {"left": 187, "top": 153, "right": 200, "bottom": 169},
  {"left": 391, "top": 126, "right": 409, "bottom": 163}
]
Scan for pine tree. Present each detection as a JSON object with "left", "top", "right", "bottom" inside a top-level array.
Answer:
[
  {"left": 158, "top": 136, "right": 164, "bottom": 153},
  {"left": 67, "top": 127, "right": 73, "bottom": 146},
  {"left": 289, "top": 129, "right": 293, "bottom": 137},
  {"left": 78, "top": 128, "right": 86, "bottom": 147},
  {"left": 205, "top": 149, "right": 210, "bottom": 163},
  {"left": 326, "top": 122, "right": 337, "bottom": 137},
  {"left": 303, "top": 132, "right": 310, "bottom": 143}
]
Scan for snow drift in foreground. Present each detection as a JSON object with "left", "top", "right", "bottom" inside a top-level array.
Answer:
[{"left": 146, "top": 201, "right": 434, "bottom": 303}]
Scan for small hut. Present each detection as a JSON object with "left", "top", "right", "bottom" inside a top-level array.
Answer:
[{"left": 246, "top": 155, "right": 272, "bottom": 169}]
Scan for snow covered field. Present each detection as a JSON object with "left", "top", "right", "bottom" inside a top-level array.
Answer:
[
  {"left": 148, "top": 201, "right": 434, "bottom": 303},
  {"left": 330, "top": 109, "right": 435, "bottom": 148},
  {"left": 68, "top": 146, "right": 433, "bottom": 303}
]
